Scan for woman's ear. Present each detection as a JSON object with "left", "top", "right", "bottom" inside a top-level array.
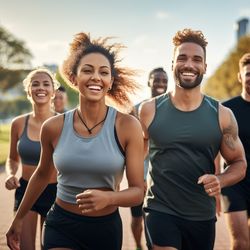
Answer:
[{"left": 70, "top": 75, "right": 77, "bottom": 87}]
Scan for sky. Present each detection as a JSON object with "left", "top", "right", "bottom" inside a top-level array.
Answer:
[{"left": 1, "top": 0, "right": 250, "bottom": 101}]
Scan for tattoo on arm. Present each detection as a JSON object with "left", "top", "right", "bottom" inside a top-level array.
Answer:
[{"left": 222, "top": 112, "right": 238, "bottom": 151}]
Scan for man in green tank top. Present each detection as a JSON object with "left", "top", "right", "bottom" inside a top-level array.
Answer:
[{"left": 139, "top": 28, "right": 247, "bottom": 250}]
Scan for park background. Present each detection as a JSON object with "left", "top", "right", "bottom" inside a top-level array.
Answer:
[{"left": 0, "top": 1, "right": 250, "bottom": 249}]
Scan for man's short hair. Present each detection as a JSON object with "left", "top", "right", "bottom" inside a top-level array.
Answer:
[{"left": 148, "top": 67, "right": 167, "bottom": 80}]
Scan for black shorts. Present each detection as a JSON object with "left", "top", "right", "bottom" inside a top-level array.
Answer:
[
  {"left": 42, "top": 203, "right": 122, "bottom": 250},
  {"left": 14, "top": 178, "right": 57, "bottom": 217},
  {"left": 131, "top": 203, "right": 143, "bottom": 217},
  {"left": 222, "top": 184, "right": 250, "bottom": 215},
  {"left": 144, "top": 209, "right": 216, "bottom": 250}
]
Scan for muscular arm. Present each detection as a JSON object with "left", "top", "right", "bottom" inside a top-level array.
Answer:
[{"left": 218, "top": 105, "right": 247, "bottom": 188}]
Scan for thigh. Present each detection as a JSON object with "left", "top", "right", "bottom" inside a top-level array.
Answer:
[
  {"left": 181, "top": 218, "right": 216, "bottom": 250},
  {"left": 144, "top": 210, "right": 181, "bottom": 249},
  {"left": 225, "top": 210, "right": 249, "bottom": 241}
]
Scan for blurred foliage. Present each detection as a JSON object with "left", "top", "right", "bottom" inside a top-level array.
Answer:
[
  {"left": 0, "top": 123, "right": 10, "bottom": 165},
  {"left": 0, "top": 97, "right": 31, "bottom": 118},
  {"left": 203, "top": 35, "right": 250, "bottom": 101},
  {"left": 55, "top": 71, "right": 79, "bottom": 108},
  {"left": 0, "top": 25, "right": 32, "bottom": 91},
  {"left": 0, "top": 25, "right": 32, "bottom": 69},
  {"left": 0, "top": 68, "right": 30, "bottom": 91}
]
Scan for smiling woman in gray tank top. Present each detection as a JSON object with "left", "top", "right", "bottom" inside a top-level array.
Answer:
[{"left": 6, "top": 32, "right": 144, "bottom": 250}]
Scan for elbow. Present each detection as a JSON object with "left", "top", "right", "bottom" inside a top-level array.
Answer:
[
  {"left": 134, "top": 187, "right": 144, "bottom": 206},
  {"left": 239, "top": 159, "right": 247, "bottom": 181}
]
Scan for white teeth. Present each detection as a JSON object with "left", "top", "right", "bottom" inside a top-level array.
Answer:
[
  {"left": 37, "top": 93, "right": 46, "bottom": 97},
  {"left": 88, "top": 85, "right": 102, "bottom": 90},
  {"left": 182, "top": 72, "right": 195, "bottom": 76},
  {"left": 156, "top": 87, "right": 165, "bottom": 93}
]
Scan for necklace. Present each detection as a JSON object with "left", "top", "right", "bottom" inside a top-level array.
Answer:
[{"left": 76, "top": 107, "right": 109, "bottom": 134}]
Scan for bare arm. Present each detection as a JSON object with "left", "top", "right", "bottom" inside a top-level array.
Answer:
[
  {"left": 6, "top": 117, "right": 59, "bottom": 250},
  {"left": 217, "top": 105, "right": 246, "bottom": 188},
  {"left": 198, "top": 105, "right": 246, "bottom": 197},
  {"left": 5, "top": 118, "right": 22, "bottom": 190}
]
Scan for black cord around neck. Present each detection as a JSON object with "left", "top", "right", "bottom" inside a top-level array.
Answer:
[{"left": 76, "top": 107, "right": 109, "bottom": 134}]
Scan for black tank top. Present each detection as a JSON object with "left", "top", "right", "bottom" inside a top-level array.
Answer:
[{"left": 144, "top": 93, "right": 222, "bottom": 220}]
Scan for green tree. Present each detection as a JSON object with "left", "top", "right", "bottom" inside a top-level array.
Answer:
[
  {"left": 0, "top": 25, "right": 32, "bottom": 91},
  {"left": 203, "top": 35, "right": 250, "bottom": 101}
]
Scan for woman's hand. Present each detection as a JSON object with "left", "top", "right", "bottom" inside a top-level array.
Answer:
[
  {"left": 5, "top": 175, "right": 20, "bottom": 190},
  {"left": 76, "top": 189, "right": 111, "bottom": 214},
  {"left": 6, "top": 219, "right": 23, "bottom": 250}
]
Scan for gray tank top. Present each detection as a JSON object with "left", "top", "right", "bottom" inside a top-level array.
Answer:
[
  {"left": 53, "top": 107, "right": 125, "bottom": 204},
  {"left": 144, "top": 93, "right": 222, "bottom": 220}
]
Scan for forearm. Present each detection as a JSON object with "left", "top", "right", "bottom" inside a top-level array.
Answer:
[
  {"left": 5, "top": 158, "right": 19, "bottom": 176},
  {"left": 217, "top": 159, "right": 246, "bottom": 188},
  {"left": 109, "top": 186, "right": 144, "bottom": 207}
]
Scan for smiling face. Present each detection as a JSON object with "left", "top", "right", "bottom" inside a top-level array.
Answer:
[
  {"left": 28, "top": 72, "right": 55, "bottom": 104},
  {"left": 148, "top": 71, "right": 168, "bottom": 97},
  {"left": 74, "top": 53, "right": 113, "bottom": 102},
  {"left": 172, "top": 42, "right": 207, "bottom": 90}
]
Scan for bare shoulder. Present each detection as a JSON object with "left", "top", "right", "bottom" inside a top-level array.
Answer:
[
  {"left": 140, "top": 98, "right": 155, "bottom": 115},
  {"left": 10, "top": 113, "right": 31, "bottom": 133},
  {"left": 116, "top": 111, "right": 142, "bottom": 132},
  {"left": 139, "top": 97, "right": 156, "bottom": 130},
  {"left": 219, "top": 103, "right": 238, "bottom": 134},
  {"left": 219, "top": 103, "right": 239, "bottom": 151},
  {"left": 41, "top": 113, "right": 65, "bottom": 139}
]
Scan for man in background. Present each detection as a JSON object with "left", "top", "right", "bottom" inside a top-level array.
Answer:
[
  {"left": 54, "top": 86, "right": 68, "bottom": 113},
  {"left": 221, "top": 53, "right": 250, "bottom": 250},
  {"left": 131, "top": 67, "right": 168, "bottom": 250}
]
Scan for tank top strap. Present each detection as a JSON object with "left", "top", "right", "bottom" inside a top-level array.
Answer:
[
  {"left": 21, "top": 114, "right": 30, "bottom": 137},
  {"left": 102, "top": 106, "right": 116, "bottom": 130}
]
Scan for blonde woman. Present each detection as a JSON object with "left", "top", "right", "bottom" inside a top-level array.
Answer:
[{"left": 5, "top": 68, "right": 58, "bottom": 250}]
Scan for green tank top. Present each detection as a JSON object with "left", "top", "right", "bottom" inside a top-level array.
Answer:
[{"left": 144, "top": 93, "right": 222, "bottom": 220}]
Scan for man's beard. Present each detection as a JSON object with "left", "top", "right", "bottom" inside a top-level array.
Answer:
[{"left": 174, "top": 70, "right": 203, "bottom": 89}]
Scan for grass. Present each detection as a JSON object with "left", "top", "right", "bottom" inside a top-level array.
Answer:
[{"left": 0, "top": 123, "right": 10, "bottom": 166}]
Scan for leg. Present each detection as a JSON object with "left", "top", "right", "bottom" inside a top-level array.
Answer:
[
  {"left": 225, "top": 210, "right": 249, "bottom": 250},
  {"left": 131, "top": 203, "right": 144, "bottom": 249},
  {"left": 131, "top": 216, "right": 143, "bottom": 249},
  {"left": 20, "top": 210, "right": 38, "bottom": 250},
  {"left": 144, "top": 210, "right": 181, "bottom": 250}
]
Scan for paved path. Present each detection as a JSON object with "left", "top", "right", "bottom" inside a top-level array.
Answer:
[{"left": 0, "top": 168, "right": 230, "bottom": 250}]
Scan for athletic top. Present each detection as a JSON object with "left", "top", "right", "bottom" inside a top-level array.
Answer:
[
  {"left": 17, "top": 115, "right": 41, "bottom": 166},
  {"left": 53, "top": 107, "right": 125, "bottom": 204},
  {"left": 223, "top": 96, "right": 250, "bottom": 188},
  {"left": 144, "top": 93, "right": 222, "bottom": 220}
]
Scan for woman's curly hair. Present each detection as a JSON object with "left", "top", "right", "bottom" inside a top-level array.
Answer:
[{"left": 61, "top": 32, "right": 139, "bottom": 111}]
